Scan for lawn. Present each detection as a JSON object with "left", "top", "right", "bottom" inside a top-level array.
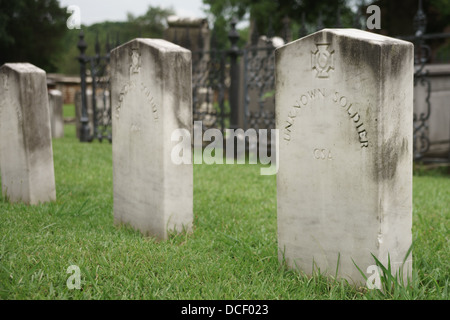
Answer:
[
  {"left": 63, "top": 103, "right": 75, "bottom": 119},
  {"left": 0, "top": 123, "right": 448, "bottom": 300}
]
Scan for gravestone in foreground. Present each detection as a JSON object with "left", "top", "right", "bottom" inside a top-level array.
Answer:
[
  {"left": 111, "top": 39, "right": 193, "bottom": 240},
  {"left": 276, "top": 29, "right": 413, "bottom": 285},
  {"left": 0, "top": 63, "right": 56, "bottom": 204},
  {"left": 48, "top": 89, "right": 64, "bottom": 138}
]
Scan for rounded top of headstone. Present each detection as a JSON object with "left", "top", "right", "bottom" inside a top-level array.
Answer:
[
  {"left": 325, "top": 28, "right": 411, "bottom": 45},
  {"left": 112, "top": 38, "right": 191, "bottom": 54},
  {"left": 278, "top": 28, "right": 412, "bottom": 52},
  {"left": 258, "top": 36, "right": 285, "bottom": 48},
  {"left": 0, "top": 63, "right": 46, "bottom": 74},
  {"left": 48, "top": 89, "right": 62, "bottom": 96},
  {"left": 138, "top": 38, "right": 191, "bottom": 52},
  {"left": 167, "top": 15, "right": 208, "bottom": 28}
]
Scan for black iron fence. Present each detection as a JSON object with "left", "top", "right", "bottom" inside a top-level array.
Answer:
[
  {"left": 77, "top": 31, "right": 114, "bottom": 143},
  {"left": 76, "top": 0, "right": 450, "bottom": 164},
  {"left": 398, "top": 0, "right": 450, "bottom": 163},
  {"left": 191, "top": 34, "right": 229, "bottom": 132}
]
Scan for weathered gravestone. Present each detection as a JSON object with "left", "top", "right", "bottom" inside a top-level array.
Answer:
[
  {"left": 0, "top": 63, "right": 56, "bottom": 204},
  {"left": 48, "top": 89, "right": 64, "bottom": 138},
  {"left": 111, "top": 39, "right": 193, "bottom": 240},
  {"left": 275, "top": 29, "right": 413, "bottom": 285}
]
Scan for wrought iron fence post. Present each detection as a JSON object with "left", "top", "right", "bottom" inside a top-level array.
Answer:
[
  {"left": 228, "top": 18, "right": 241, "bottom": 129},
  {"left": 282, "top": 15, "right": 291, "bottom": 44},
  {"left": 77, "top": 30, "right": 92, "bottom": 142},
  {"left": 92, "top": 33, "right": 100, "bottom": 141},
  {"left": 335, "top": 6, "right": 343, "bottom": 28},
  {"left": 76, "top": 30, "right": 113, "bottom": 143},
  {"left": 316, "top": 10, "right": 324, "bottom": 31},
  {"left": 298, "top": 12, "right": 307, "bottom": 39},
  {"left": 412, "top": 0, "right": 432, "bottom": 160}
]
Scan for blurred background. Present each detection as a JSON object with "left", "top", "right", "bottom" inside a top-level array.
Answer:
[
  {"left": 1, "top": 0, "right": 449, "bottom": 162},
  {"left": 1, "top": 0, "right": 449, "bottom": 74}
]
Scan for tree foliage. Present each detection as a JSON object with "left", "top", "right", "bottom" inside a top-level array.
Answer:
[
  {"left": 56, "top": 5, "right": 174, "bottom": 75},
  {"left": 371, "top": 0, "right": 450, "bottom": 36},
  {"left": 202, "top": 0, "right": 353, "bottom": 49},
  {"left": 0, "top": 2, "right": 174, "bottom": 74},
  {"left": 202, "top": 0, "right": 450, "bottom": 50},
  {"left": 126, "top": 5, "right": 174, "bottom": 36},
  {"left": 0, "top": 0, "right": 67, "bottom": 72}
]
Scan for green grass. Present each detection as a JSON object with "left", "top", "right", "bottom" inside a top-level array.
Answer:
[
  {"left": 0, "top": 124, "right": 448, "bottom": 299},
  {"left": 63, "top": 104, "right": 75, "bottom": 119}
]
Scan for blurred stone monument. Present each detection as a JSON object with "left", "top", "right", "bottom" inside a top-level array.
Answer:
[
  {"left": 165, "top": 16, "right": 218, "bottom": 131},
  {"left": 164, "top": 15, "right": 210, "bottom": 64}
]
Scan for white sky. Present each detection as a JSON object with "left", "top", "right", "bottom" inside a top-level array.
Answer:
[{"left": 58, "top": 0, "right": 209, "bottom": 25}]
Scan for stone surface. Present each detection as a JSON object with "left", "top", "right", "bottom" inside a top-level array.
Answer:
[
  {"left": 111, "top": 38, "right": 193, "bottom": 240},
  {"left": 275, "top": 29, "right": 413, "bottom": 285},
  {"left": 164, "top": 16, "right": 210, "bottom": 65},
  {"left": 0, "top": 63, "right": 56, "bottom": 204},
  {"left": 48, "top": 89, "right": 64, "bottom": 138}
]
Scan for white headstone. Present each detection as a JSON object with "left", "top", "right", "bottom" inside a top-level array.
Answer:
[
  {"left": 0, "top": 63, "right": 56, "bottom": 204},
  {"left": 48, "top": 89, "right": 64, "bottom": 138},
  {"left": 111, "top": 39, "right": 193, "bottom": 240},
  {"left": 275, "top": 29, "right": 413, "bottom": 285}
]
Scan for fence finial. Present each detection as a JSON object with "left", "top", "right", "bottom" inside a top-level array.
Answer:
[
  {"left": 316, "top": 10, "right": 324, "bottom": 31},
  {"left": 282, "top": 15, "right": 291, "bottom": 43},
  {"left": 414, "top": 0, "right": 427, "bottom": 37},
  {"left": 267, "top": 17, "right": 274, "bottom": 40},
  {"left": 95, "top": 32, "right": 100, "bottom": 62},
  {"left": 251, "top": 21, "right": 259, "bottom": 47},
  {"left": 335, "top": 6, "right": 342, "bottom": 28},
  {"left": 77, "top": 29, "right": 87, "bottom": 55},
  {"left": 106, "top": 34, "right": 111, "bottom": 54},
  {"left": 228, "top": 17, "right": 240, "bottom": 52},
  {"left": 298, "top": 12, "right": 307, "bottom": 39}
]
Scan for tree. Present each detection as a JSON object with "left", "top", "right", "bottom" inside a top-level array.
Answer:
[
  {"left": 0, "top": 0, "right": 67, "bottom": 72},
  {"left": 202, "top": 0, "right": 354, "bottom": 49},
  {"left": 368, "top": 0, "right": 450, "bottom": 62},
  {"left": 55, "top": 5, "right": 174, "bottom": 75},
  {"left": 126, "top": 5, "right": 174, "bottom": 36},
  {"left": 369, "top": 0, "right": 450, "bottom": 36}
]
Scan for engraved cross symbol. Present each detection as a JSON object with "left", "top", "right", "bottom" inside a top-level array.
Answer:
[
  {"left": 311, "top": 43, "right": 335, "bottom": 78},
  {"left": 130, "top": 48, "right": 141, "bottom": 74}
]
